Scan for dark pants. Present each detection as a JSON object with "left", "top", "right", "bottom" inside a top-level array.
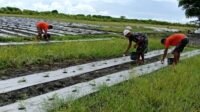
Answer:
[
  {"left": 173, "top": 38, "right": 189, "bottom": 53},
  {"left": 136, "top": 41, "right": 148, "bottom": 54}
]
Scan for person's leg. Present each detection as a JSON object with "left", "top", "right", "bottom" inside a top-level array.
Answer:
[
  {"left": 139, "top": 43, "right": 147, "bottom": 64},
  {"left": 45, "top": 33, "right": 51, "bottom": 41},
  {"left": 36, "top": 27, "right": 42, "bottom": 41},
  {"left": 171, "top": 38, "right": 188, "bottom": 71},
  {"left": 173, "top": 51, "right": 180, "bottom": 65},
  {"left": 136, "top": 46, "right": 143, "bottom": 65},
  {"left": 141, "top": 53, "right": 144, "bottom": 64},
  {"left": 136, "top": 53, "right": 140, "bottom": 65},
  {"left": 177, "top": 52, "right": 180, "bottom": 62},
  {"left": 178, "top": 38, "right": 189, "bottom": 52}
]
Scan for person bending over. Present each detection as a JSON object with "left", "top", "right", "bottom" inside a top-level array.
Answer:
[
  {"left": 36, "top": 22, "right": 53, "bottom": 41},
  {"left": 161, "top": 33, "right": 189, "bottom": 65},
  {"left": 123, "top": 29, "right": 148, "bottom": 65}
]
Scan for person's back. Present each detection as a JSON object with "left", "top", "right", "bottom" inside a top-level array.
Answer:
[
  {"left": 165, "top": 33, "right": 186, "bottom": 49},
  {"left": 161, "top": 33, "right": 189, "bottom": 65},
  {"left": 129, "top": 33, "right": 148, "bottom": 45},
  {"left": 36, "top": 22, "right": 53, "bottom": 41},
  {"left": 36, "top": 22, "right": 49, "bottom": 31}
]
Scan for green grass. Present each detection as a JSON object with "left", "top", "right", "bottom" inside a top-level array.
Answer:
[
  {"left": 0, "top": 37, "right": 161, "bottom": 71},
  {"left": 50, "top": 54, "right": 200, "bottom": 112},
  {"left": 0, "top": 36, "right": 33, "bottom": 42},
  {"left": 0, "top": 34, "right": 117, "bottom": 42}
]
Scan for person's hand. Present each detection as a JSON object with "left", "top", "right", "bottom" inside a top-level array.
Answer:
[
  {"left": 161, "top": 59, "right": 164, "bottom": 64},
  {"left": 134, "top": 44, "right": 138, "bottom": 48},
  {"left": 123, "top": 51, "right": 128, "bottom": 56}
]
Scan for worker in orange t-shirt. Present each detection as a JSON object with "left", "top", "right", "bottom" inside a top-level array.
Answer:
[
  {"left": 161, "top": 33, "right": 189, "bottom": 65},
  {"left": 36, "top": 22, "right": 53, "bottom": 41}
]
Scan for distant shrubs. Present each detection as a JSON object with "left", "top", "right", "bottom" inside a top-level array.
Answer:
[{"left": 0, "top": 7, "right": 22, "bottom": 14}]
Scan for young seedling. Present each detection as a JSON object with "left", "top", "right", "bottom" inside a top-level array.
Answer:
[
  {"left": 91, "top": 64, "right": 96, "bottom": 67},
  {"left": 63, "top": 69, "right": 68, "bottom": 73},
  {"left": 43, "top": 73, "right": 50, "bottom": 78},
  {"left": 18, "top": 77, "right": 26, "bottom": 83},
  {"left": 106, "top": 78, "right": 110, "bottom": 81},
  {"left": 104, "top": 61, "right": 107, "bottom": 64},
  {"left": 89, "top": 81, "right": 96, "bottom": 87},
  {"left": 48, "top": 94, "right": 58, "bottom": 101},
  {"left": 48, "top": 97, "right": 55, "bottom": 101},
  {"left": 78, "top": 66, "right": 83, "bottom": 71},
  {"left": 73, "top": 86, "right": 80, "bottom": 93},
  {"left": 18, "top": 100, "right": 26, "bottom": 111},
  {"left": 72, "top": 89, "right": 77, "bottom": 93}
]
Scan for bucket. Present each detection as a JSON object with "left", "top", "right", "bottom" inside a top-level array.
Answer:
[
  {"left": 130, "top": 52, "right": 137, "bottom": 60},
  {"left": 43, "top": 33, "right": 51, "bottom": 40},
  {"left": 167, "top": 58, "right": 174, "bottom": 65}
]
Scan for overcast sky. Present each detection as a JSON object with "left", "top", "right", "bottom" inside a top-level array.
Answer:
[{"left": 0, "top": 0, "right": 197, "bottom": 23}]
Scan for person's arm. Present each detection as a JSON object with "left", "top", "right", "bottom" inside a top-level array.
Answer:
[
  {"left": 124, "top": 40, "right": 132, "bottom": 55},
  {"left": 44, "top": 30, "right": 48, "bottom": 38},
  {"left": 161, "top": 48, "right": 168, "bottom": 64}
]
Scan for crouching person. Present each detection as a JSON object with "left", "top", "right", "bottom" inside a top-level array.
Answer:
[
  {"left": 36, "top": 22, "right": 53, "bottom": 41},
  {"left": 123, "top": 29, "right": 148, "bottom": 65},
  {"left": 161, "top": 33, "right": 189, "bottom": 65}
]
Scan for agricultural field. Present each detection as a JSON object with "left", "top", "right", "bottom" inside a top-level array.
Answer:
[
  {"left": 0, "top": 14, "right": 199, "bottom": 112},
  {"left": 52, "top": 55, "right": 200, "bottom": 112}
]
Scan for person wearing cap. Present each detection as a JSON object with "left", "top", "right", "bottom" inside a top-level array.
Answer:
[
  {"left": 161, "top": 33, "right": 189, "bottom": 65},
  {"left": 36, "top": 22, "right": 53, "bottom": 41},
  {"left": 123, "top": 29, "right": 148, "bottom": 64}
]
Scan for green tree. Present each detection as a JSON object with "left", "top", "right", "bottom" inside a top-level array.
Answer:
[
  {"left": 178, "top": 0, "right": 200, "bottom": 26},
  {"left": 51, "top": 10, "right": 58, "bottom": 14},
  {"left": 120, "top": 16, "right": 126, "bottom": 19}
]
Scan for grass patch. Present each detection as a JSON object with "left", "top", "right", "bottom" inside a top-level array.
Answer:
[
  {"left": 0, "top": 37, "right": 161, "bottom": 71},
  {"left": 87, "top": 25, "right": 154, "bottom": 33},
  {"left": 50, "top": 55, "right": 200, "bottom": 112},
  {"left": 0, "top": 36, "right": 33, "bottom": 42},
  {"left": 0, "top": 34, "right": 117, "bottom": 42}
]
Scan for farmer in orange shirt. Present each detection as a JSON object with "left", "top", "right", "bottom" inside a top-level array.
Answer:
[
  {"left": 161, "top": 33, "right": 189, "bottom": 65},
  {"left": 36, "top": 22, "right": 53, "bottom": 41}
]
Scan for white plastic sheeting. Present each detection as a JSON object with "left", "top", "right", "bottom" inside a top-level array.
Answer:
[
  {"left": 0, "top": 16, "right": 107, "bottom": 36},
  {"left": 0, "top": 29, "right": 29, "bottom": 37},
  {"left": 0, "top": 49, "right": 167, "bottom": 94},
  {"left": 145, "top": 26, "right": 179, "bottom": 32},
  {"left": 0, "top": 49, "right": 199, "bottom": 112}
]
